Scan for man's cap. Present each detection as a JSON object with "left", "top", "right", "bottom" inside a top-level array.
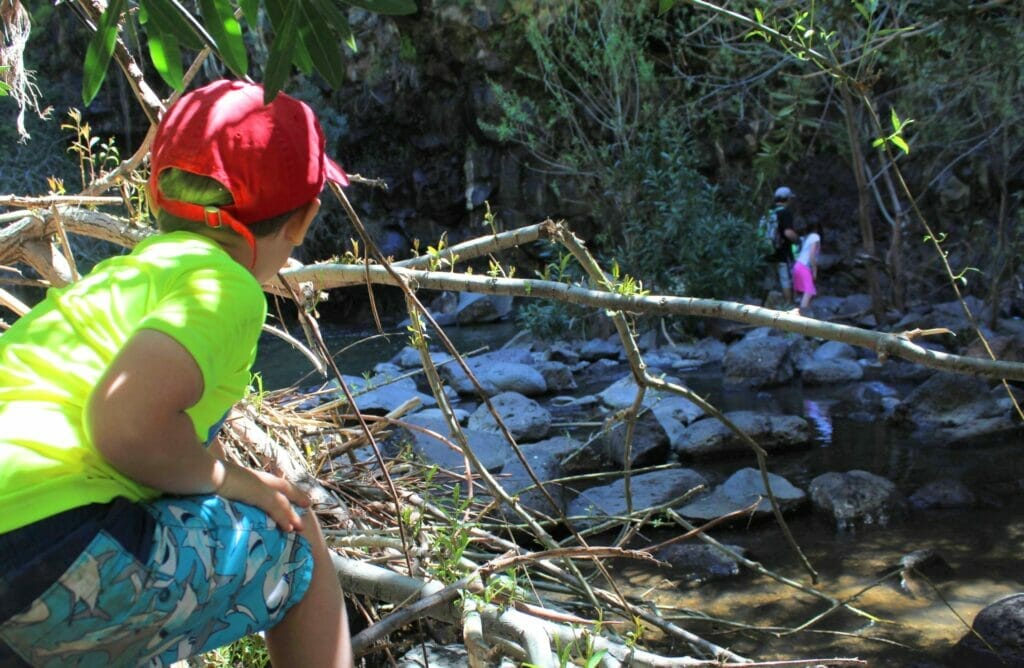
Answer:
[
  {"left": 774, "top": 186, "right": 794, "bottom": 201},
  {"left": 149, "top": 79, "right": 348, "bottom": 254}
]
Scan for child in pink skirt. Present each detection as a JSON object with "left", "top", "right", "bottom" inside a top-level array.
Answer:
[{"left": 792, "top": 222, "right": 821, "bottom": 313}]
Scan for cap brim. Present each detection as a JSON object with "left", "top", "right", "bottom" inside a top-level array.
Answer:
[{"left": 326, "top": 157, "right": 350, "bottom": 188}]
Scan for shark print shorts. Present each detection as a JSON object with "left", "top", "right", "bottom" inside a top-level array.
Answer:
[{"left": 0, "top": 495, "right": 313, "bottom": 667}]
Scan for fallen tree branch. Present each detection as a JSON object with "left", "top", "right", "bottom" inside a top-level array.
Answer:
[{"left": 283, "top": 258, "right": 1024, "bottom": 381}]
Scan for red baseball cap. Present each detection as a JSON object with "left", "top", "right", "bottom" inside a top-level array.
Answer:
[{"left": 149, "top": 79, "right": 349, "bottom": 258}]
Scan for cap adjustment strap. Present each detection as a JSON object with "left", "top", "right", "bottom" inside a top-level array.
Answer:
[{"left": 203, "top": 206, "right": 223, "bottom": 228}]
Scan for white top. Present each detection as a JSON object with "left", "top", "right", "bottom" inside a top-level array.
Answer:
[{"left": 796, "top": 232, "right": 820, "bottom": 267}]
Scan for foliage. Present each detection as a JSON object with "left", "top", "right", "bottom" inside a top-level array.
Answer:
[
  {"left": 201, "top": 633, "right": 270, "bottom": 668},
  {"left": 615, "top": 119, "right": 763, "bottom": 297},
  {"left": 77, "top": 0, "right": 417, "bottom": 105},
  {"left": 485, "top": 1, "right": 762, "bottom": 298}
]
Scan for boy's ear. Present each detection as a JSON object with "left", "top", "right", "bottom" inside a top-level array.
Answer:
[{"left": 285, "top": 198, "right": 320, "bottom": 245}]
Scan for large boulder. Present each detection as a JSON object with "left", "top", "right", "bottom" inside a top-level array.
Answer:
[
  {"left": 798, "top": 358, "right": 864, "bottom": 385},
  {"left": 677, "top": 467, "right": 806, "bottom": 521},
  {"left": 909, "top": 478, "right": 977, "bottom": 510},
  {"left": 674, "top": 411, "right": 813, "bottom": 460},
  {"left": 332, "top": 374, "right": 436, "bottom": 415},
  {"left": 567, "top": 469, "right": 708, "bottom": 530},
  {"left": 655, "top": 543, "right": 747, "bottom": 583},
  {"left": 390, "top": 413, "right": 510, "bottom": 473},
  {"left": 722, "top": 329, "right": 796, "bottom": 387},
  {"left": 467, "top": 391, "right": 552, "bottom": 443},
  {"left": 894, "top": 371, "right": 1017, "bottom": 445},
  {"left": 598, "top": 410, "right": 671, "bottom": 468},
  {"left": 440, "top": 356, "right": 548, "bottom": 397},
  {"left": 558, "top": 410, "right": 671, "bottom": 474},
  {"left": 949, "top": 593, "right": 1024, "bottom": 667},
  {"left": 808, "top": 470, "right": 908, "bottom": 531},
  {"left": 488, "top": 435, "right": 580, "bottom": 521}
]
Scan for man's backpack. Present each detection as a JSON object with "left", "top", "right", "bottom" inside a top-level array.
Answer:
[{"left": 758, "top": 205, "right": 786, "bottom": 255}]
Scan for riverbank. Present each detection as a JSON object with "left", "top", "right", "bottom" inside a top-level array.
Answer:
[{"left": 250, "top": 289, "right": 1024, "bottom": 665}]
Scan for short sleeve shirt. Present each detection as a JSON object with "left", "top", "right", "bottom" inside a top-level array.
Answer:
[{"left": 0, "top": 232, "right": 266, "bottom": 533}]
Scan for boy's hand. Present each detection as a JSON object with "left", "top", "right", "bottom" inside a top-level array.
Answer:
[{"left": 217, "top": 461, "right": 312, "bottom": 532}]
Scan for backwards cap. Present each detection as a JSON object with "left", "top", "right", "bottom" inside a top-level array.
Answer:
[{"left": 149, "top": 80, "right": 349, "bottom": 260}]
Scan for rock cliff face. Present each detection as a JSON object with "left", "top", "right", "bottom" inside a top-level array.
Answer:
[{"left": 312, "top": 2, "right": 594, "bottom": 265}]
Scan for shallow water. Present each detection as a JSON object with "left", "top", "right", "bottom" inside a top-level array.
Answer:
[{"left": 255, "top": 323, "right": 1024, "bottom": 665}]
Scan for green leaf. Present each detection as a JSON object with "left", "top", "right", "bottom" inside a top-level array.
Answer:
[
  {"left": 871, "top": 137, "right": 885, "bottom": 148},
  {"left": 658, "top": 0, "right": 676, "bottom": 14},
  {"left": 146, "top": 26, "right": 184, "bottom": 91},
  {"left": 890, "top": 106, "right": 901, "bottom": 131},
  {"left": 344, "top": 0, "right": 417, "bottom": 16},
  {"left": 891, "top": 135, "right": 910, "bottom": 154},
  {"left": 199, "top": 0, "right": 249, "bottom": 77},
  {"left": 264, "top": 0, "right": 301, "bottom": 100},
  {"left": 299, "top": 2, "right": 346, "bottom": 87},
  {"left": 139, "top": 0, "right": 203, "bottom": 50},
  {"left": 82, "top": 0, "right": 126, "bottom": 105},
  {"left": 310, "top": 0, "right": 356, "bottom": 51}
]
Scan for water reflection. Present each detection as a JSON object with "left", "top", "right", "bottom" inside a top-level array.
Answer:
[{"left": 803, "top": 398, "right": 833, "bottom": 444}]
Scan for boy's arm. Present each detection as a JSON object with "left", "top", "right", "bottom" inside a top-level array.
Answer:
[{"left": 87, "top": 328, "right": 309, "bottom": 531}]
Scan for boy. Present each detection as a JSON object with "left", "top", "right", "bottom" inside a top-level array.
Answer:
[{"left": 0, "top": 80, "right": 352, "bottom": 667}]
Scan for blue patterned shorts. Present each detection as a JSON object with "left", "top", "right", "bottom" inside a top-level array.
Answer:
[{"left": 0, "top": 495, "right": 313, "bottom": 667}]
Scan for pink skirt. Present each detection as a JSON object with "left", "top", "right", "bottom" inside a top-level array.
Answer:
[{"left": 792, "top": 261, "right": 816, "bottom": 296}]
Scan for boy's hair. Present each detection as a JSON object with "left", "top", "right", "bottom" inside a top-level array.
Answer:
[{"left": 154, "top": 169, "right": 296, "bottom": 240}]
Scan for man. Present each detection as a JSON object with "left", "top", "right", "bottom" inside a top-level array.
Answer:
[{"left": 767, "top": 186, "right": 800, "bottom": 304}]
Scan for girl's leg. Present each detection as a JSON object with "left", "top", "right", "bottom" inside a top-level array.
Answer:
[{"left": 265, "top": 516, "right": 352, "bottom": 667}]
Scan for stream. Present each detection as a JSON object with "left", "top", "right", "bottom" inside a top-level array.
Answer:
[{"left": 254, "top": 322, "right": 1024, "bottom": 667}]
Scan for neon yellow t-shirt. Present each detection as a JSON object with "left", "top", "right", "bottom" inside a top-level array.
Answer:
[{"left": 0, "top": 231, "right": 267, "bottom": 533}]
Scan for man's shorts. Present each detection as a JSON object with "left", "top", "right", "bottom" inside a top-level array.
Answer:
[
  {"left": 775, "top": 261, "right": 793, "bottom": 290},
  {"left": 0, "top": 495, "right": 313, "bottom": 667}
]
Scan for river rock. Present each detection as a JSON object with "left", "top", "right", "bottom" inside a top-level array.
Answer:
[
  {"left": 533, "top": 358, "right": 577, "bottom": 392},
  {"left": 567, "top": 468, "right": 708, "bottom": 530},
  {"left": 676, "top": 467, "right": 806, "bottom": 521},
  {"left": 392, "top": 413, "right": 510, "bottom": 473},
  {"left": 332, "top": 374, "right": 437, "bottom": 414},
  {"left": 813, "top": 340, "right": 861, "bottom": 361},
  {"left": 467, "top": 391, "right": 552, "bottom": 443},
  {"left": 949, "top": 593, "right": 1024, "bottom": 666},
  {"left": 722, "top": 329, "right": 795, "bottom": 387},
  {"left": 798, "top": 357, "right": 865, "bottom": 385},
  {"left": 597, "top": 371, "right": 684, "bottom": 410},
  {"left": 598, "top": 410, "right": 670, "bottom": 468},
  {"left": 666, "top": 337, "right": 727, "bottom": 365},
  {"left": 674, "top": 411, "right": 813, "bottom": 460},
  {"left": 579, "top": 336, "right": 621, "bottom": 361},
  {"left": 656, "top": 542, "right": 746, "bottom": 583},
  {"left": 452, "top": 292, "right": 514, "bottom": 324},
  {"left": 649, "top": 395, "right": 708, "bottom": 448},
  {"left": 909, "top": 478, "right": 977, "bottom": 510},
  {"left": 489, "top": 435, "right": 579, "bottom": 521},
  {"left": 440, "top": 356, "right": 547, "bottom": 397},
  {"left": 390, "top": 346, "right": 454, "bottom": 370},
  {"left": 808, "top": 470, "right": 908, "bottom": 531},
  {"left": 545, "top": 340, "right": 581, "bottom": 365},
  {"left": 894, "top": 371, "right": 1013, "bottom": 444}
]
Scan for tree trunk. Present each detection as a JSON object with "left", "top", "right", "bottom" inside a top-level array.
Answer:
[{"left": 840, "top": 84, "right": 885, "bottom": 324}]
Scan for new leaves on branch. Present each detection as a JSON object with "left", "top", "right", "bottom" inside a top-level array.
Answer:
[{"left": 78, "top": 0, "right": 416, "bottom": 105}]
